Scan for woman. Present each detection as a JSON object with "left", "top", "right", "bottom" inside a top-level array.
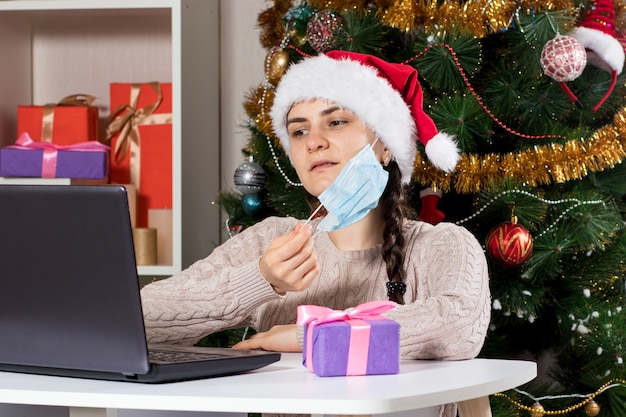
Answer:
[{"left": 140, "top": 51, "right": 490, "bottom": 362}]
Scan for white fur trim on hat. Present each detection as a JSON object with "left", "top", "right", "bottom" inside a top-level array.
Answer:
[
  {"left": 270, "top": 54, "right": 417, "bottom": 184},
  {"left": 571, "top": 26, "right": 625, "bottom": 74}
]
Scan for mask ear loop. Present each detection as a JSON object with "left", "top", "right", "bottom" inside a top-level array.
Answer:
[
  {"left": 301, "top": 137, "right": 381, "bottom": 237},
  {"left": 303, "top": 203, "right": 324, "bottom": 226}
]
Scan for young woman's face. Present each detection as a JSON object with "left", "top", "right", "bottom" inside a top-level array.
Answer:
[{"left": 286, "top": 99, "right": 388, "bottom": 197}]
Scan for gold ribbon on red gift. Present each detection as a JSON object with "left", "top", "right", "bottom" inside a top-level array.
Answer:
[
  {"left": 104, "top": 82, "right": 172, "bottom": 189},
  {"left": 41, "top": 94, "right": 97, "bottom": 143}
]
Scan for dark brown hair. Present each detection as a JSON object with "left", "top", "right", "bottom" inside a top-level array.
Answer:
[{"left": 380, "top": 160, "right": 411, "bottom": 304}]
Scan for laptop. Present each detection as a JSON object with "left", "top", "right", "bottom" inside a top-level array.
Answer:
[{"left": 0, "top": 184, "right": 280, "bottom": 383}]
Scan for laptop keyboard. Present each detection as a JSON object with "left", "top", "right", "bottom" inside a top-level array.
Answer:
[{"left": 149, "top": 349, "right": 231, "bottom": 364}]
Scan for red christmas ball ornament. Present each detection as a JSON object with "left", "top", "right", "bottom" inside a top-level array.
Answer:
[
  {"left": 540, "top": 35, "right": 587, "bottom": 82},
  {"left": 486, "top": 220, "right": 533, "bottom": 267},
  {"left": 306, "top": 10, "right": 345, "bottom": 53}
]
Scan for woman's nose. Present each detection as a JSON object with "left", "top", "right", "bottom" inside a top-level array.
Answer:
[{"left": 306, "top": 128, "right": 329, "bottom": 152}]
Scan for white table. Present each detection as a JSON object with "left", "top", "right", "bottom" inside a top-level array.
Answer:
[{"left": 0, "top": 353, "right": 536, "bottom": 417}]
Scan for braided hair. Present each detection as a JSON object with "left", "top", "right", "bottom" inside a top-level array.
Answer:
[{"left": 380, "top": 160, "right": 411, "bottom": 304}]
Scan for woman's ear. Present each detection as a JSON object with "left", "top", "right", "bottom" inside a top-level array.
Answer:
[{"left": 382, "top": 148, "right": 393, "bottom": 167}]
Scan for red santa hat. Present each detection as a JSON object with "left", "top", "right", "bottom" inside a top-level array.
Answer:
[
  {"left": 568, "top": 0, "right": 625, "bottom": 112},
  {"left": 269, "top": 50, "right": 460, "bottom": 184}
]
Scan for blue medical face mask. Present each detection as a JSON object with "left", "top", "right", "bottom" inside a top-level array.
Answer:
[{"left": 305, "top": 140, "right": 389, "bottom": 233}]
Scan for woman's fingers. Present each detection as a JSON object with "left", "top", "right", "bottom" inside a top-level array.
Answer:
[{"left": 259, "top": 223, "right": 319, "bottom": 293}]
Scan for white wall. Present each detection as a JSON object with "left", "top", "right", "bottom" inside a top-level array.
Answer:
[{"left": 219, "top": 0, "right": 268, "bottom": 238}]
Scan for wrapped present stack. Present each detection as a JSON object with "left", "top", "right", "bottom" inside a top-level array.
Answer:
[
  {"left": 106, "top": 81, "right": 173, "bottom": 264},
  {"left": 0, "top": 94, "right": 109, "bottom": 180},
  {"left": 0, "top": 84, "right": 174, "bottom": 266},
  {"left": 297, "top": 301, "right": 400, "bottom": 377}
]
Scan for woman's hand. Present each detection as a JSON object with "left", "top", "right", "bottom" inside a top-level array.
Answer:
[
  {"left": 259, "top": 223, "right": 319, "bottom": 294},
  {"left": 232, "top": 324, "right": 301, "bottom": 352}
]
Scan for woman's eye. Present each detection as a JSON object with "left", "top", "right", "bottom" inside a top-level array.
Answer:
[
  {"left": 289, "top": 128, "right": 308, "bottom": 138},
  {"left": 329, "top": 119, "right": 347, "bottom": 127}
]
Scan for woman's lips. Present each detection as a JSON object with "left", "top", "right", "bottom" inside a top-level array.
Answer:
[{"left": 310, "top": 160, "right": 337, "bottom": 171}]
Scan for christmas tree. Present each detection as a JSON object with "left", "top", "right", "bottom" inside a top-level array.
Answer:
[{"left": 219, "top": 0, "right": 626, "bottom": 415}]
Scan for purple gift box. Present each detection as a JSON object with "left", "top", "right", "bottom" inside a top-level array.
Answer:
[
  {"left": 0, "top": 147, "right": 108, "bottom": 179},
  {"left": 298, "top": 301, "right": 400, "bottom": 377},
  {"left": 303, "top": 319, "right": 400, "bottom": 377}
]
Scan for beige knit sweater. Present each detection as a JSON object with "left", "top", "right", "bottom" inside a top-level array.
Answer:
[{"left": 141, "top": 216, "right": 491, "bottom": 361}]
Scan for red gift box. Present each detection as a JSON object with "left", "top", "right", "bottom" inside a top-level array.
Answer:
[
  {"left": 17, "top": 94, "right": 99, "bottom": 145},
  {"left": 297, "top": 301, "right": 400, "bottom": 377},
  {"left": 106, "top": 82, "right": 172, "bottom": 228}
]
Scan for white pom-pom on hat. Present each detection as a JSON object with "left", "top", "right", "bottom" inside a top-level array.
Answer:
[{"left": 270, "top": 51, "right": 460, "bottom": 184}]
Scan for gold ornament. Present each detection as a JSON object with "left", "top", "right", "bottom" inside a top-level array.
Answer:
[
  {"left": 288, "top": 27, "right": 308, "bottom": 47},
  {"left": 530, "top": 402, "right": 545, "bottom": 417},
  {"left": 585, "top": 400, "right": 600, "bottom": 417},
  {"left": 244, "top": 85, "right": 274, "bottom": 137},
  {"left": 265, "top": 49, "right": 290, "bottom": 86}
]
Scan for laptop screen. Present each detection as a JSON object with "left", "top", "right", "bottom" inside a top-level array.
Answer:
[{"left": 0, "top": 185, "right": 150, "bottom": 375}]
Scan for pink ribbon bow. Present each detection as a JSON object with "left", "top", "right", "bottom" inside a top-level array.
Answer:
[
  {"left": 297, "top": 301, "right": 396, "bottom": 375},
  {"left": 297, "top": 300, "right": 397, "bottom": 326},
  {"left": 9, "top": 132, "right": 109, "bottom": 178}
]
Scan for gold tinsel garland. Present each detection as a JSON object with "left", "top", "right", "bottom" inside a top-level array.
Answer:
[
  {"left": 379, "top": 0, "right": 420, "bottom": 32},
  {"left": 389, "top": 0, "right": 576, "bottom": 37},
  {"left": 412, "top": 107, "right": 626, "bottom": 193},
  {"left": 257, "top": 0, "right": 292, "bottom": 49}
]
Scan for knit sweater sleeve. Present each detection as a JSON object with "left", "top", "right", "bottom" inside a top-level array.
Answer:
[
  {"left": 140, "top": 216, "right": 297, "bottom": 345},
  {"left": 385, "top": 222, "right": 491, "bottom": 360}
]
